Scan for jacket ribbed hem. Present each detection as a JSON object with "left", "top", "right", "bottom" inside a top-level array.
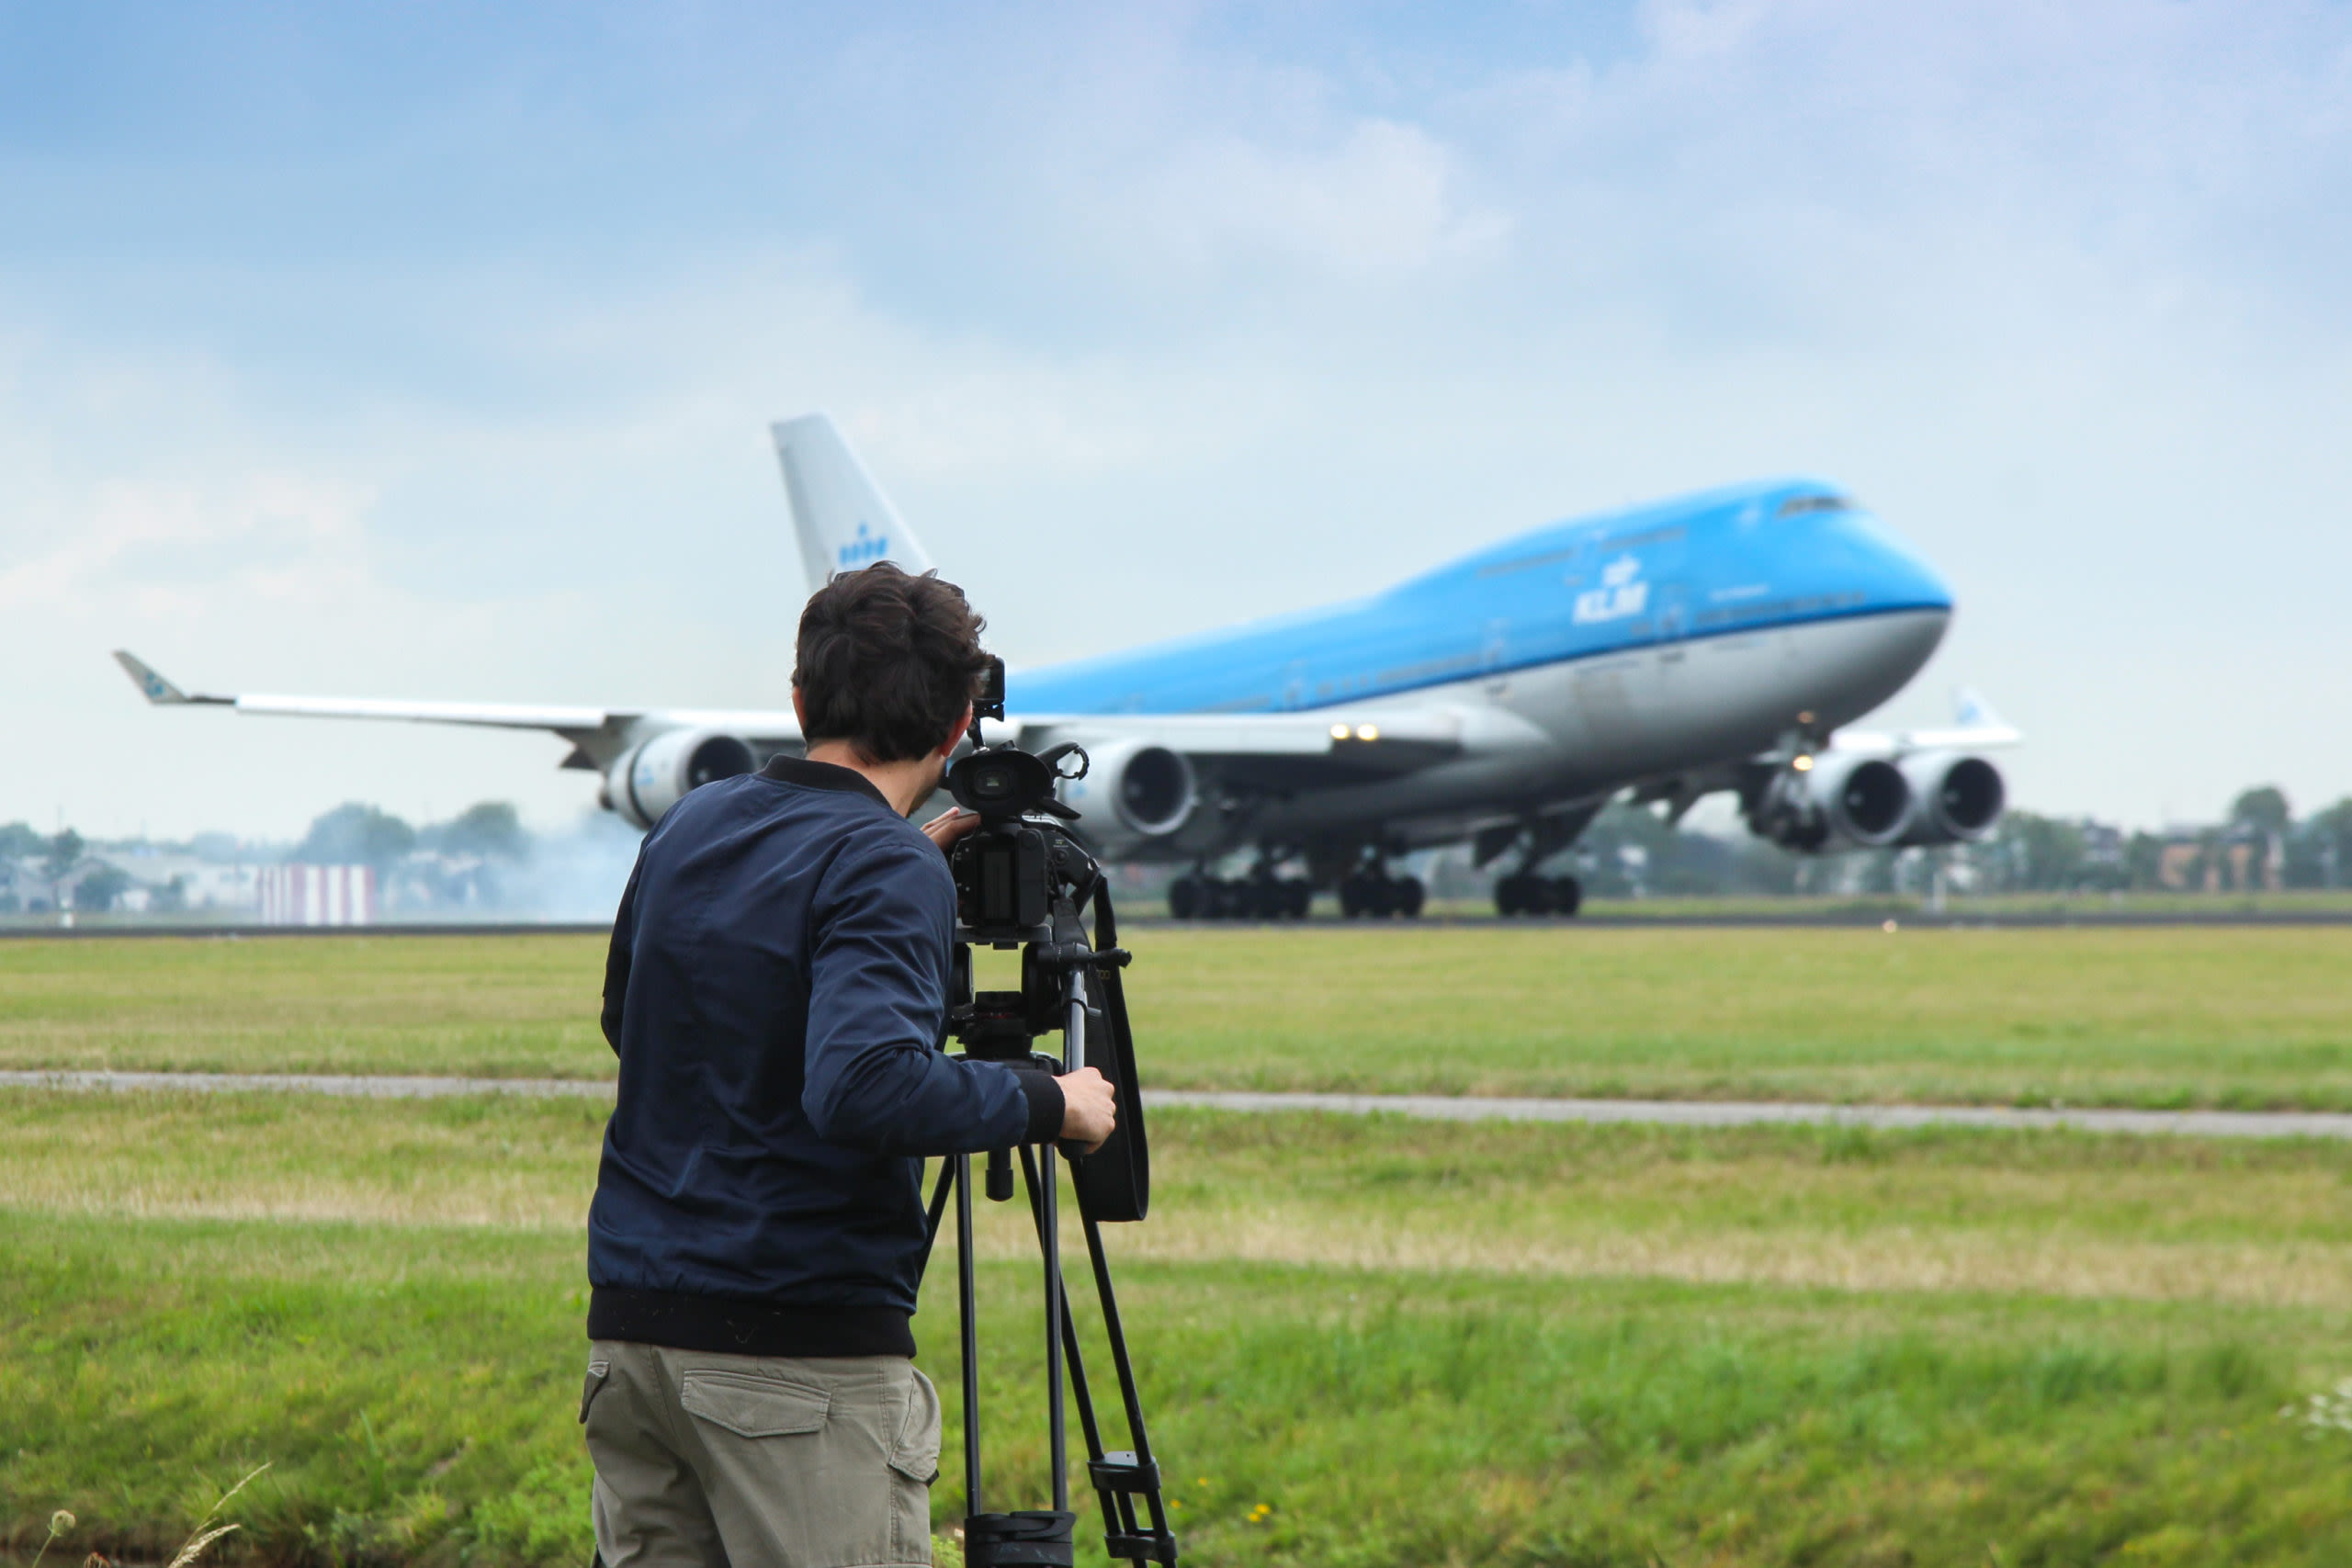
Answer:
[{"left": 588, "top": 1285, "right": 915, "bottom": 1358}]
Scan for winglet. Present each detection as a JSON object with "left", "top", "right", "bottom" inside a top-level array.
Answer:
[
  {"left": 113, "top": 650, "right": 227, "bottom": 706},
  {"left": 771, "top": 412, "right": 938, "bottom": 592}
]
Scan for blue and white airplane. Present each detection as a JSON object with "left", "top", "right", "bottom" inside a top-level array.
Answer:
[{"left": 116, "top": 413, "right": 2016, "bottom": 918}]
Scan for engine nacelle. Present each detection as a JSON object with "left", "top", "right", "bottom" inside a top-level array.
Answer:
[
  {"left": 1897, "top": 752, "right": 2006, "bottom": 845},
  {"left": 1750, "top": 753, "right": 1913, "bottom": 852},
  {"left": 1056, "top": 738, "right": 1197, "bottom": 840},
  {"left": 603, "top": 728, "right": 756, "bottom": 829}
]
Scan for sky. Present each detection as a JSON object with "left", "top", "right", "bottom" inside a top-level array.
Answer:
[{"left": 3, "top": 0, "right": 2348, "bottom": 841}]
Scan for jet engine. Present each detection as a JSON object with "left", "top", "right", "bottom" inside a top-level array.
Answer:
[
  {"left": 1896, "top": 752, "right": 2006, "bottom": 845},
  {"left": 604, "top": 728, "right": 756, "bottom": 829},
  {"left": 1057, "top": 738, "right": 1198, "bottom": 841},
  {"left": 1748, "top": 753, "right": 1913, "bottom": 852}
]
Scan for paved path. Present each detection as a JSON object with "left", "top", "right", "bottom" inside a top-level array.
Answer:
[
  {"left": 6, "top": 1070, "right": 2348, "bottom": 1140},
  {"left": 0, "top": 1069, "right": 618, "bottom": 1099},
  {"left": 1148, "top": 1090, "right": 2352, "bottom": 1140},
  {"left": 9, "top": 910, "right": 2352, "bottom": 939}
]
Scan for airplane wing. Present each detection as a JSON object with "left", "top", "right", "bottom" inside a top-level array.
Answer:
[
  {"left": 112, "top": 651, "right": 804, "bottom": 771},
  {"left": 1003, "top": 703, "right": 1552, "bottom": 791},
  {"left": 117, "top": 649, "right": 623, "bottom": 731},
  {"left": 1821, "top": 688, "right": 2024, "bottom": 757}
]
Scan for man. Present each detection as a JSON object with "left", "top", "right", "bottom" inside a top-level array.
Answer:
[{"left": 582, "top": 562, "right": 1118, "bottom": 1568}]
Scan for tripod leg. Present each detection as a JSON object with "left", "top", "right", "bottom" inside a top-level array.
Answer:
[
  {"left": 1021, "top": 1148, "right": 1136, "bottom": 1551},
  {"left": 1023, "top": 1149, "right": 1177, "bottom": 1565},
  {"left": 919, "top": 1158, "right": 955, "bottom": 1268},
  {"left": 954, "top": 1155, "right": 982, "bottom": 1519},
  {"left": 1082, "top": 1207, "right": 1178, "bottom": 1555},
  {"left": 1018, "top": 1146, "right": 1109, "bottom": 1459},
  {"left": 1040, "top": 1145, "right": 1069, "bottom": 1515}
]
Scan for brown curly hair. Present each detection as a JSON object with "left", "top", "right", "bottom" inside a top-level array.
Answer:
[{"left": 793, "top": 563, "right": 993, "bottom": 763}]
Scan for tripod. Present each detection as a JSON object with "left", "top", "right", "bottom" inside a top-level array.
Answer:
[{"left": 920, "top": 884, "right": 1179, "bottom": 1568}]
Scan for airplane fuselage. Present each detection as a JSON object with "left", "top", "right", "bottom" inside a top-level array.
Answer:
[{"left": 1012, "top": 479, "right": 1954, "bottom": 861}]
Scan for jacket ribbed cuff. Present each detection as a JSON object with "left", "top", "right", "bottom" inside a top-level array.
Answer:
[{"left": 1013, "top": 1067, "right": 1066, "bottom": 1145}]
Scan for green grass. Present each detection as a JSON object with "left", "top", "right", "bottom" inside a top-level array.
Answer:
[
  {"left": 7, "top": 1093, "right": 2349, "bottom": 1306},
  {"left": 6, "top": 1093, "right": 2352, "bottom": 1564},
  {"left": 0, "top": 934, "right": 606, "bottom": 1079},
  {"left": 1435, "top": 889, "right": 2352, "bottom": 919},
  {"left": 1129, "top": 926, "right": 2352, "bottom": 1110},
  {"left": 8, "top": 927, "right": 2352, "bottom": 1110}
]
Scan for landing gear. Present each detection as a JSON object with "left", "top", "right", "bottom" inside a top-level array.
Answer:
[
  {"left": 1494, "top": 873, "right": 1581, "bottom": 918},
  {"left": 1339, "top": 869, "right": 1426, "bottom": 919},
  {"left": 1479, "top": 809, "right": 1597, "bottom": 919},
  {"left": 1168, "top": 872, "right": 1312, "bottom": 921}
]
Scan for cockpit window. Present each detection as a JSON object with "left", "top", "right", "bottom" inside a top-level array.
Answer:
[{"left": 1777, "top": 493, "right": 1855, "bottom": 518}]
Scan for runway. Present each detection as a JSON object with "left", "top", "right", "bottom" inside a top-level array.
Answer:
[
  {"left": 6, "top": 1069, "right": 2346, "bottom": 1140},
  {"left": 7, "top": 908, "right": 2352, "bottom": 939}
]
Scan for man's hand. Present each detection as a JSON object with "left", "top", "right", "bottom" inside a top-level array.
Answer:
[
  {"left": 1057, "top": 1066, "right": 1117, "bottom": 1155},
  {"left": 922, "top": 807, "right": 981, "bottom": 852}
]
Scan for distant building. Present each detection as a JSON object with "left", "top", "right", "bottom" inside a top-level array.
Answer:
[
  {"left": 258, "top": 863, "right": 377, "bottom": 926},
  {"left": 2153, "top": 826, "right": 2281, "bottom": 893}
]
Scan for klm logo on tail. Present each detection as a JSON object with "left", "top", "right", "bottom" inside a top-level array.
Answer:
[{"left": 837, "top": 522, "right": 890, "bottom": 570}]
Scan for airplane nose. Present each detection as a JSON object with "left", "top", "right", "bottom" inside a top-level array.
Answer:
[{"left": 1843, "top": 511, "right": 1955, "bottom": 616}]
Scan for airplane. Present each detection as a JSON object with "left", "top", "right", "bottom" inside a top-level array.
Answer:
[{"left": 116, "top": 412, "right": 2018, "bottom": 919}]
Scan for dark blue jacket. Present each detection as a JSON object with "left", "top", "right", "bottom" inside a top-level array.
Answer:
[{"left": 586, "top": 754, "right": 1061, "bottom": 1358}]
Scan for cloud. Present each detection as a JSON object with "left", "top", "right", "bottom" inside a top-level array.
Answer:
[
  {"left": 1125, "top": 117, "right": 1511, "bottom": 278},
  {"left": 0, "top": 472, "right": 374, "bottom": 612}
]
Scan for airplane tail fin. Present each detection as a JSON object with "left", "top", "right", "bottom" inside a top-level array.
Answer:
[
  {"left": 1953, "top": 687, "right": 2007, "bottom": 729},
  {"left": 771, "top": 413, "right": 937, "bottom": 592}
]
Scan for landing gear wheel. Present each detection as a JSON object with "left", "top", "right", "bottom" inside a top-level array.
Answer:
[
  {"left": 1284, "top": 879, "right": 1313, "bottom": 919},
  {"left": 1549, "top": 875, "right": 1583, "bottom": 918},
  {"left": 1396, "top": 875, "right": 1426, "bottom": 918},
  {"left": 1170, "top": 877, "right": 1202, "bottom": 919},
  {"left": 1495, "top": 874, "right": 1522, "bottom": 917}
]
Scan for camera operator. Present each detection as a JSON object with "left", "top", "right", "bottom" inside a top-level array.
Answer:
[{"left": 581, "top": 563, "right": 1117, "bottom": 1568}]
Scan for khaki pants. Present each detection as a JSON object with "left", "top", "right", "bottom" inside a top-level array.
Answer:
[{"left": 582, "top": 1341, "right": 942, "bottom": 1568}]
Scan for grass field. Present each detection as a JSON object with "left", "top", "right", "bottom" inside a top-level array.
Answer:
[
  {"left": 6, "top": 1092, "right": 2352, "bottom": 1565},
  {"left": 6, "top": 927, "right": 2351, "bottom": 1110},
  {"left": 6, "top": 929, "right": 2351, "bottom": 1565}
]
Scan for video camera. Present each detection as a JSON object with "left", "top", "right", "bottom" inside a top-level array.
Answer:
[{"left": 944, "top": 658, "right": 1093, "bottom": 946}]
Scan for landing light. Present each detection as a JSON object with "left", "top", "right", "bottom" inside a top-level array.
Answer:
[
  {"left": 1330, "top": 723, "right": 1351, "bottom": 739},
  {"left": 1792, "top": 754, "right": 1815, "bottom": 773},
  {"left": 1355, "top": 724, "right": 1380, "bottom": 741}
]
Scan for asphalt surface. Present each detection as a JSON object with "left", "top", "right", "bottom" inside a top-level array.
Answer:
[
  {"left": 6, "top": 1070, "right": 2346, "bottom": 1140},
  {"left": 9, "top": 908, "right": 2352, "bottom": 938}
]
